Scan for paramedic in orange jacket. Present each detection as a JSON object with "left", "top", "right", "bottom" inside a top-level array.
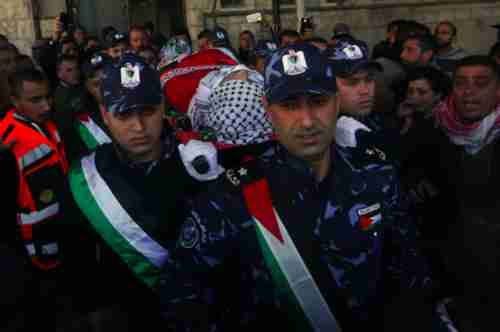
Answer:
[{"left": 0, "top": 67, "right": 77, "bottom": 330}]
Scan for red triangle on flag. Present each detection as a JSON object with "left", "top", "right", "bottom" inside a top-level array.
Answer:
[
  {"left": 243, "top": 179, "right": 284, "bottom": 243},
  {"left": 359, "top": 215, "right": 373, "bottom": 231}
]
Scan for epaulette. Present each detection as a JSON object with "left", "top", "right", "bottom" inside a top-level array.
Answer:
[
  {"left": 339, "top": 133, "right": 390, "bottom": 171},
  {"left": 222, "top": 157, "right": 265, "bottom": 191}
]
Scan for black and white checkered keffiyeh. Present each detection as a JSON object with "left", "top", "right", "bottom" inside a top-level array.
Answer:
[{"left": 207, "top": 79, "right": 273, "bottom": 146}]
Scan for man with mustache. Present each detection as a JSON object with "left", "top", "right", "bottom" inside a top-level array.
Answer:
[
  {"left": 158, "top": 43, "right": 436, "bottom": 331},
  {"left": 65, "top": 53, "right": 224, "bottom": 330},
  {"left": 414, "top": 55, "right": 500, "bottom": 331},
  {"left": 433, "top": 21, "right": 467, "bottom": 77},
  {"left": 400, "top": 33, "right": 437, "bottom": 70}
]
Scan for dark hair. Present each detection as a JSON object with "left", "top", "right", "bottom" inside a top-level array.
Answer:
[
  {"left": 387, "top": 20, "right": 407, "bottom": 33},
  {"left": 454, "top": 55, "right": 500, "bottom": 81},
  {"left": 306, "top": 36, "right": 328, "bottom": 45},
  {"left": 173, "top": 28, "right": 192, "bottom": 47},
  {"left": 0, "top": 34, "right": 7, "bottom": 42},
  {"left": 406, "top": 66, "right": 452, "bottom": 98},
  {"left": 57, "top": 38, "right": 76, "bottom": 55},
  {"left": 197, "top": 29, "right": 214, "bottom": 41},
  {"left": 14, "top": 54, "right": 35, "bottom": 72},
  {"left": 405, "top": 33, "right": 437, "bottom": 52},
  {"left": 129, "top": 25, "right": 146, "bottom": 35},
  {"left": 240, "top": 30, "right": 255, "bottom": 41},
  {"left": 101, "top": 26, "right": 117, "bottom": 42},
  {"left": 435, "top": 21, "right": 457, "bottom": 37},
  {"left": 86, "top": 36, "right": 99, "bottom": 44},
  {"left": 73, "top": 25, "right": 86, "bottom": 33},
  {"left": 279, "top": 30, "right": 300, "bottom": 44},
  {"left": 396, "top": 21, "right": 430, "bottom": 45},
  {"left": 56, "top": 54, "right": 79, "bottom": 71},
  {"left": 9, "top": 67, "right": 48, "bottom": 97}
]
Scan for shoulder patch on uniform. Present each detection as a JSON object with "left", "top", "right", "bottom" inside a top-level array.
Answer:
[
  {"left": 357, "top": 203, "right": 382, "bottom": 231},
  {"left": 178, "top": 217, "right": 201, "bottom": 249}
]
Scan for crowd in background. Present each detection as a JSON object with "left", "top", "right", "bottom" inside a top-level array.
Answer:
[{"left": 1, "top": 12, "right": 499, "bottom": 332}]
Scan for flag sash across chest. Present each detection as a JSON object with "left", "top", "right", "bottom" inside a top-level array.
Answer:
[
  {"left": 243, "top": 178, "right": 342, "bottom": 332},
  {"left": 69, "top": 153, "right": 168, "bottom": 288},
  {"left": 78, "top": 116, "right": 111, "bottom": 148}
]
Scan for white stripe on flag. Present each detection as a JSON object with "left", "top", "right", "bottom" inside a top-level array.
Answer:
[
  {"left": 81, "top": 118, "right": 111, "bottom": 145},
  {"left": 81, "top": 154, "right": 168, "bottom": 268},
  {"left": 25, "top": 244, "right": 36, "bottom": 256},
  {"left": 256, "top": 209, "right": 342, "bottom": 332},
  {"left": 41, "top": 243, "right": 59, "bottom": 255}
]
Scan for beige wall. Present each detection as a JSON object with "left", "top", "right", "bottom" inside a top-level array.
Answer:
[
  {"left": 185, "top": 0, "right": 500, "bottom": 54},
  {"left": 2, "top": 0, "right": 499, "bottom": 57},
  {"left": 0, "top": 0, "right": 37, "bottom": 55}
]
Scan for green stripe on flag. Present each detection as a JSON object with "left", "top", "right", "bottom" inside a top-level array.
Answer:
[
  {"left": 76, "top": 122, "right": 100, "bottom": 151},
  {"left": 255, "top": 221, "right": 313, "bottom": 332},
  {"left": 69, "top": 156, "right": 162, "bottom": 289}
]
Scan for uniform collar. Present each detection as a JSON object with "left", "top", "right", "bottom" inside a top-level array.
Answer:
[{"left": 269, "top": 143, "right": 336, "bottom": 183}]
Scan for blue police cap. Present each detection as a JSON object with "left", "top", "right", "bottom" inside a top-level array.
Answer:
[
  {"left": 264, "top": 43, "right": 336, "bottom": 103},
  {"left": 81, "top": 52, "right": 111, "bottom": 80},
  {"left": 103, "top": 31, "right": 128, "bottom": 49},
  {"left": 325, "top": 38, "right": 382, "bottom": 77},
  {"left": 101, "top": 53, "right": 163, "bottom": 113}
]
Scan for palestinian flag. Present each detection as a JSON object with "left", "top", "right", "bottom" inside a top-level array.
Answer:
[
  {"left": 243, "top": 178, "right": 342, "bottom": 332},
  {"left": 357, "top": 203, "right": 381, "bottom": 231}
]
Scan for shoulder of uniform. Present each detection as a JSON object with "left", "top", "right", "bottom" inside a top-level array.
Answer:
[
  {"left": 221, "top": 158, "right": 265, "bottom": 190},
  {"left": 337, "top": 139, "right": 390, "bottom": 171}
]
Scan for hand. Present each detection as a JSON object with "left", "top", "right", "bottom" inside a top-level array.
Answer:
[
  {"left": 270, "top": 23, "right": 281, "bottom": 43},
  {"left": 53, "top": 16, "right": 63, "bottom": 41}
]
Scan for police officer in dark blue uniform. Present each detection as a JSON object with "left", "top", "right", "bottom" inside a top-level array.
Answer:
[
  {"left": 159, "top": 43, "right": 439, "bottom": 331},
  {"left": 63, "top": 53, "right": 225, "bottom": 331},
  {"left": 326, "top": 38, "right": 402, "bottom": 166}
]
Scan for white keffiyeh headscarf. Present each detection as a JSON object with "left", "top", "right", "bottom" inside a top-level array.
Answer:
[{"left": 206, "top": 79, "right": 273, "bottom": 146}]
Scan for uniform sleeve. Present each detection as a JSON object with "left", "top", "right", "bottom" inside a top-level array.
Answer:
[
  {"left": 383, "top": 169, "right": 433, "bottom": 295},
  {"left": 158, "top": 185, "right": 244, "bottom": 332},
  {"left": 58, "top": 178, "right": 103, "bottom": 312}
]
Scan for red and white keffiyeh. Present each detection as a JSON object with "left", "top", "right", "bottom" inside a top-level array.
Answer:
[{"left": 434, "top": 96, "right": 500, "bottom": 155}]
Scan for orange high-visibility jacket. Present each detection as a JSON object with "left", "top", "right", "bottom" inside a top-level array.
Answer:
[{"left": 0, "top": 110, "right": 69, "bottom": 271}]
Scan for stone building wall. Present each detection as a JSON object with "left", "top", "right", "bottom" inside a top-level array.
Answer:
[
  {"left": 185, "top": 0, "right": 500, "bottom": 54},
  {"left": 0, "top": 0, "right": 37, "bottom": 55},
  {"left": 1, "top": 1, "right": 500, "bottom": 56}
]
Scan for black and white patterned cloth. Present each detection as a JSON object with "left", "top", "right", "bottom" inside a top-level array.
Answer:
[{"left": 206, "top": 79, "right": 273, "bottom": 146}]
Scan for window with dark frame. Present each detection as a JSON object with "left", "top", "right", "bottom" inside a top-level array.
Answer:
[
  {"left": 220, "top": 0, "right": 244, "bottom": 7},
  {"left": 220, "top": 0, "right": 295, "bottom": 7}
]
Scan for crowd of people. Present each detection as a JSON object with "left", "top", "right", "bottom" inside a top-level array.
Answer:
[{"left": 0, "top": 13, "right": 499, "bottom": 332}]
